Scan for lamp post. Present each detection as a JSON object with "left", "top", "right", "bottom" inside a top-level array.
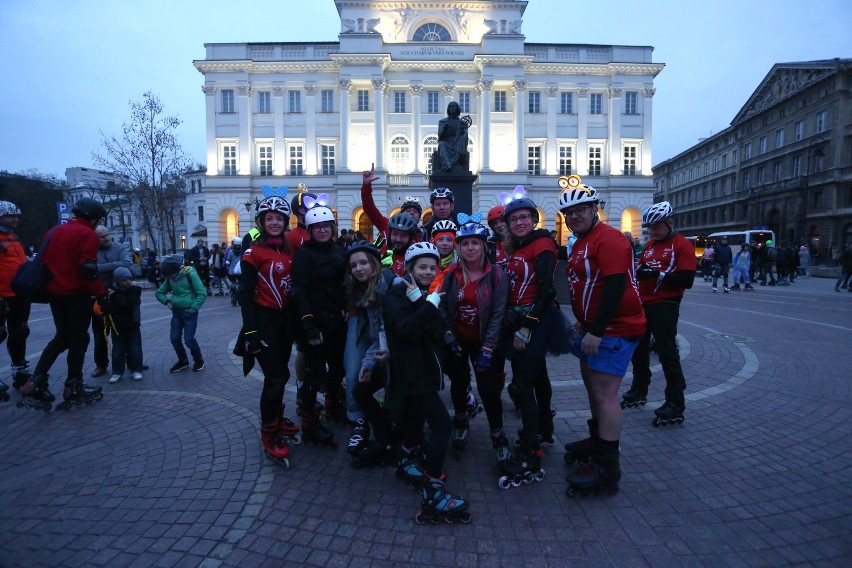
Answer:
[
  {"left": 801, "top": 136, "right": 827, "bottom": 245},
  {"left": 244, "top": 197, "right": 261, "bottom": 212}
]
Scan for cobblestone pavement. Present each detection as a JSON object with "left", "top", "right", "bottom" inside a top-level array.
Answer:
[{"left": 0, "top": 276, "right": 849, "bottom": 567}]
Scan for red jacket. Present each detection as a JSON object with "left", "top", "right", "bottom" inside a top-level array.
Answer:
[
  {"left": 42, "top": 218, "right": 104, "bottom": 296},
  {"left": 0, "top": 230, "right": 26, "bottom": 297}
]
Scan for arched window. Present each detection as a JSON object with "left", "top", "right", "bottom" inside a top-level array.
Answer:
[
  {"left": 390, "top": 136, "right": 410, "bottom": 175},
  {"left": 423, "top": 135, "right": 438, "bottom": 176},
  {"left": 413, "top": 23, "right": 451, "bottom": 42}
]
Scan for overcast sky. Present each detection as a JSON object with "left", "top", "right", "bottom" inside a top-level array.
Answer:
[{"left": 2, "top": 0, "right": 850, "bottom": 179}]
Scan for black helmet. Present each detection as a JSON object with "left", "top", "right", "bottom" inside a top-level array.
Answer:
[
  {"left": 72, "top": 197, "right": 107, "bottom": 221},
  {"left": 344, "top": 240, "right": 382, "bottom": 264},
  {"left": 502, "top": 197, "right": 539, "bottom": 223},
  {"left": 291, "top": 190, "right": 317, "bottom": 216},
  {"left": 388, "top": 212, "right": 418, "bottom": 233}
]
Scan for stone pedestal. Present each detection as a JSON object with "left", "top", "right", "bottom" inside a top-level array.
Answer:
[{"left": 429, "top": 154, "right": 477, "bottom": 216}]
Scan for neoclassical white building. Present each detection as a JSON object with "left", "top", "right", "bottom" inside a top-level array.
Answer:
[{"left": 193, "top": 0, "right": 664, "bottom": 245}]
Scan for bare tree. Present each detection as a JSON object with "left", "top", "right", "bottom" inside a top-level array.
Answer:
[{"left": 92, "top": 91, "right": 192, "bottom": 254}]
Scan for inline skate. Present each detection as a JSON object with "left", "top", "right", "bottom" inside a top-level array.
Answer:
[
  {"left": 620, "top": 387, "right": 647, "bottom": 409},
  {"left": 277, "top": 406, "right": 302, "bottom": 444},
  {"left": 323, "top": 384, "right": 350, "bottom": 425},
  {"left": 564, "top": 418, "right": 597, "bottom": 466},
  {"left": 565, "top": 441, "right": 621, "bottom": 497},
  {"left": 415, "top": 476, "right": 471, "bottom": 525},
  {"left": 299, "top": 408, "right": 337, "bottom": 448},
  {"left": 451, "top": 415, "right": 469, "bottom": 459},
  {"left": 347, "top": 419, "right": 369, "bottom": 455},
  {"left": 491, "top": 434, "right": 511, "bottom": 466},
  {"left": 652, "top": 401, "right": 685, "bottom": 427},
  {"left": 11, "top": 362, "right": 31, "bottom": 390},
  {"left": 464, "top": 388, "right": 482, "bottom": 420},
  {"left": 513, "top": 408, "right": 556, "bottom": 448},
  {"left": 395, "top": 445, "right": 427, "bottom": 490},
  {"left": 17, "top": 374, "right": 55, "bottom": 411},
  {"left": 351, "top": 441, "right": 396, "bottom": 469},
  {"left": 260, "top": 420, "right": 291, "bottom": 469},
  {"left": 55, "top": 377, "right": 104, "bottom": 411},
  {"left": 497, "top": 447, "right": 545, "bottom": 490}
]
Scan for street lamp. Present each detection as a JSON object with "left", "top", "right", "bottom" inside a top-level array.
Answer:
[
  {"left": 801, "top": 136, "right": 827, "bottom": 245},
  {"left": 244, "top": 197, "right": 261, "bottom": 212}
]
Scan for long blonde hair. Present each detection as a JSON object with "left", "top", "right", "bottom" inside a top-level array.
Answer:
[
  {"left": 458, "top": 238, "right": 487, "bottom": 286},
  {"left": 344, "top": 253, "right": 382, "bottom": 315}
]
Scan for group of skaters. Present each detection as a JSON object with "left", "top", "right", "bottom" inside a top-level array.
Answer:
[
  {"left": 700, "top": 237, "right": 814, "bottom": 292},
  {"left": 0, "top": 168, "right": 702, "bottom": 522}
]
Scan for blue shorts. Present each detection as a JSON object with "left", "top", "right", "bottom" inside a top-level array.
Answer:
[{"left": 571, "top": 334, "right": 639, "bottom": 377}]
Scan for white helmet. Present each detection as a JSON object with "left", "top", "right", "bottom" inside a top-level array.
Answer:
[
  {"left": 232, "top": 236, "right": 242, "bottom": 246},
  {"left": 0, "top": 201, "right": 21, "bottom": 217},
  {"left": 557, "top": 185, "right": 600, "bottom": 211},
  {"left": 304, "top": 206, "right": 335, "bottom": 227},
  {"left": 256, "top": 196, "right": 291, "bottom": 221},
  {"left": 642, "top": 201, "right": 674, "bottom": 227},
  {"left": 404, "top": 242, "right": 440, "bottom": 264},
  {"left": 430, "top": 219, "right": 458, "bottom": 237}
]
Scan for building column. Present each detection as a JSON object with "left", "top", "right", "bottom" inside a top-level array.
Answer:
[
  {"left": 642, "top": 87, "right": 656, "bottom": 176},
  {"left": 372, "top": 79, "right": 387, "bottom": 171},
  {"left": 513, "top": 80, "right": 526, "bottom": 173},
  {"left": 545, "top": 86, "right": 558, "bottom": 175},
  {"left": 272, "top": 86, "right": 286, "bottom": 175},
  {"left": 338, "top": 80, "right": 351, "bottom": 172},
  {"left": 577, "top": 88, "right": 589, "bottom": 176},
  {"left": 201, "top": 86, "right": 217, "bottom": 170},
  {"left": 305, "top": 85, "right": 318, "bottom": 175},
  {"left": 441, "top": 85, "right": 456, "bottom": 110},
  {"left": 236, "top": 85, "right": 252, "bottom": 175},
  {"left": 478, "top": 80, "right": 493, "bottom": 172},
  {"left": 608, "top": 87, "right": 623, "bottom": 175},
  {"left": 410, "top": 85, "right": 423, "bottom": 173}
]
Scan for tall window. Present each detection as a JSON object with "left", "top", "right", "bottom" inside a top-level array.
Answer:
[
  {"left": 289, "top": 145, "right": 304, "bottom": 175},
  {"left": 321, "top": 90, "right": 334, "bottom": 113},
  {"left": 558, "top": 146, "right": 573, "bottom": 176},
  {"left": 560, "top": 92, "right": 573, "bottom": 114},
  {"left": 258, "top": 145, "right": 273, "bottom": 176},
  {"left": 390, "top": 136, "right": 410, "bottom": 174},
  {"left": 795, "top": 120, "right": 804, "bottom": 141},
  {"left": 774, "top": 161, "right": 782, "bottom": 181},
  {"left": 623, "top": 145, "right": 637, "bottom": 175},
  {"left": 494, "top": 91, "right": 507, "bottom": 112},
  {"left": 423, "top": 135, "right": 438, "bottom": 176},
  {"left": 588, "top": 147, "right": 602, "bottom": 176},
  {"left": 722, "top": 153, "right": 728, "bottom": 168},
  {"left": 197, "top": 206, "right": 204, "bottom": 222},
  {"left": 221, "top": 89, "right": 234, "bottom": 113},
  {"left": 458, "top": 92, "right": 471, "bottom": 113},
  {"left": 590, "top": 93, "right": 603, "bottom": 115},
  {"left": 258, "top": 91, "right": 271, "bottom": 113},
  {"left": 816, "top": 109, "right": 828, "bottom": 133},
  {"left": 427, "top": 91, "right": 439, "bottom": 114},
  {"left": 625, "top": 91, "right": 638, "bottom": 114},
  {"left": 321, "top": 144, "right": 335, "bottom": 175},
  {"left": 528, "top": 91, "right": 541, "bottom": 114},
  {"left": 393, "top": 92, "right": 406, "bottom": 113},
  {"left": 527, "top": 146, "right": 542, "bottom": 175},
  {"left": 757, "top": 166, "right": 765, "bottom": 184},
  {"left": 222, "top": 144, "right": 237, "bottom": 175},
  {"left": 357, "top": 90, "right": 369, "bottom": 111},
  {"left": 759, "top": 136, "right": 767, "bottom": 154},
  {"left": 775, "top": 128, "right": 785, "bottom": 148},
  {"left": 289, "top": 91, "right": 301, "bottom": 113},
  {"left": 792, "top": 156, "right": 801, "bottom": 177}
]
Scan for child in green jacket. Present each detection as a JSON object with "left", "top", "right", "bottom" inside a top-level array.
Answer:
[{"left": 155, "top": 254, "right": 208, "bottom": 372}]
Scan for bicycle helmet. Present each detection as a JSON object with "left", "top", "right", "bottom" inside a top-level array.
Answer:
[
  {"left": 0, "top": 201, "right": 21, "bottom": 217},
  {"left": 400, "top": 196, "right": 423, "bottom": 214},
  {"left": 231, "top": 236, "right": 241, "bottom": 246},
  {"left": 430, "top": 187, "right": 454, "bottom": 203},
  {"left": 487, "top": 205, "right": 505, "bottom": 225},
  {"left": 304, "top": 206, "right": 335, "bottom": 227},
  {"left": 557, "top": 186, "right": 600, "bottom": 212},
  {"left": 255, "top": 195, "right": 291, "bottom": 223},
  {"left": 388, "top": 212, "right": 419, "bottom": 233},
  {"left": 456, "top": 222, "right": 489, "bottom": 241},
  {"left": 71, "top": 197, "right": 107, "bottom": 221},
  {"left": 641, "top": 201, "right": 674, "bottom": 227},
  {"left": 291, "top": 188, "right": 317, "bottom": 215},
  {"left": 344, "top": 240, "right": 382, "bottom": 263},
  {"left": 404, "top": 241, "right": 440, "bottom": 264},
  {"left": 430, "top": 219, "right": 458, "bottom": 238},
  {"left": 502, "top": 197, "right": 539, "bottom": 223}
]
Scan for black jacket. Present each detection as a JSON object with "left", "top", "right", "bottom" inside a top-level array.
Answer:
[
  {"left": 291, "top": 238, "right": 346, "bottom": 338},
  {"left": 382, "top": 280, "right": 445, "bottom": 399},
  {"left": 101, "top": 286, "right": 142, "bottom": 331}
]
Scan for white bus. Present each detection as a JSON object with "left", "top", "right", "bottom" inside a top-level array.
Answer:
[{"left": 707, "top": 229, "right": 775, "bottom": 248}]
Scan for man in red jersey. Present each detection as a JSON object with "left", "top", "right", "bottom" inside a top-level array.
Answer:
[
  {"left": 560, "top": 180, "right": 645, "bottom": 496},
  {"left": 622, "top": 202, "right": 695, "bottom": 426}
]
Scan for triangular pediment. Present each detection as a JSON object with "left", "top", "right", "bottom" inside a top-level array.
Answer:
[{"left": 732, "top": 59, "right": 848, "bottom": 125}]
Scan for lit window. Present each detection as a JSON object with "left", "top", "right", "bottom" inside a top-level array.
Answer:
[
  {"left": 558, "top": 146, "right": 572, "bottom": 176},
  {"left": 221, "top": 90, "right": 234, "bottom": 113},
  {"left": 623, "top": 146, "right": 637, "bottom": 175},
  {"left": 390, "top": 136, "right": 410, "bottom": 174},
  {"left": 413, "top": 23, "right": 451, "bottom": 41},
  {"left": 527, "top": 146, "right": 541, "bottom": 175},
  {"left": 258, "top": 91, "right": 271, "bottom": 113},
  {"left": 588, "top": 146, "right": 602, "bottom": 176},
  {"left": 321, "top": 144, "right": 335, "bottom": 175},
  {"left": 289, "top": 145, "right": 304, "bottom": 175},
  {"left": 258, "top": 145, "right": 273, "bottom": 176},
  {"left": 423, "top": 135, "right": 438, "bottom": 176},
  {"left": 222, "top": 144, "right": 237, "bottom": 175}
]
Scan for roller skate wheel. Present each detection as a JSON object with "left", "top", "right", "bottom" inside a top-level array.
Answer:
[
  {"left": 290, "top": 434, "right": 302, "bottom": 445},
  {"left": 619, "top": 400, "right": 627, "bottom": 409},
  {"left": 513, "top": 438, "right": 521, "bottom": 447},
  {"left": 652, "top": 418, "right": 661, "bottom": 427},
  {"left": 456, "top": 511, "right": 473, "bottom": 524},
  {"left": 566, "top": 485, "right": 577, "bottom": 497},
  {"left": 534, "top": 468, "right": 546, "bottom": 482},
  {"left": 498, "top": 476, "right": 513, "bottom": 490},
  {"left": 415, "top": 511, "right": 427, "bottom": 525}
]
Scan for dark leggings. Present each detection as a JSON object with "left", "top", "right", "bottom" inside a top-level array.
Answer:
[
  {"left": 353, "top": 368, "right": 392, "bottom": 445},
  {"left": 34, "top": 294, "right": 92, "bottom": 383},
  {"left": 254, "top": 308, "right": 295, "bottom": 424},
  {"left": 508, "top": 354, "right": 553, "bottom": 451},
  {"left": 298, "top": 322, "right": 345, "bottom": 411},
  {"left": 629, "top": 300, "right": 686, "bottom": 406},
  {"left": 444, "top": 338, "right": 505, "bottom": 432},
  {"left": 397, "top": 391, "right": 451, "bottom": 479},
  {"left": 0, "top": 296, "right": 31, "bottom": 366}
]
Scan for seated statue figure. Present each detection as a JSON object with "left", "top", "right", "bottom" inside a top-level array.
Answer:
[{"left": 436, "top": 101, "right": 470, "bottom": 172}]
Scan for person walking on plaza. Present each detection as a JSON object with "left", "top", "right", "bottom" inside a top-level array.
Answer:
[
  {"left": 187, "top": 239, "right": 212, "bottom": 293},
  {"left": 835, "top": 243, "right": 852, "bottom": 292},
  {"left": 100, "top": 267, "right": 143, "bottom": 383},
  {"left": 761, "top": 240, "right": 778, "bottom": 286},
  {"left": 797, "top": 245, "right": 811, "bottom": 278},
  {"left": 711, "top": 236, "right": 732, "bottom": 292},
  {"left": 559, "top": 178, "right": 645, "bottom": 495},
  {"left": 0, "top": 201, "right": 32, "bottom": 396},
  {"left": 225, "top": 237, "right": 242, "bottom": 306},
  {"left": 19, "top": 198, "right": 108, "bottom": 411},
  {"left": 210, "top": 242, "right": 226, "bottom": 295},
  {"left": 439, "top": 220, "right": 510, "bottom": 463},
  {"left": 730, "top": 243, "right": 754, "bottom": 291},
  {"left": 383, "top": 242, "right": 470, "bottom": 523},
  {"left": 622, "top": 202, "right": 696, "bottom": 427},
  {"left": 90, "top": 225, "right": 132, "bottom": 379},
  {"left": 155, "top": 254, "right": 207, "bottom": 373},
  {"left": 291, "top": 202, "right": 347, "bottom": 446},
  {"left": 238, "top": 195, "right": 299, "bottom": 467}
]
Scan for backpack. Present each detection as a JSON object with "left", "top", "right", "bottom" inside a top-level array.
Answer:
[
  {"left": 11, "top": 227, "right": 58, "bottom": 303},
  {"left": 766, "top": 247, "right": 778, "bottom": 261}
]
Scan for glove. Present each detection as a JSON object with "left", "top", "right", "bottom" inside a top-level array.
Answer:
[
  {"left": 444, "top": 333, "right": 463, "bottom": 356},
  {"left": 475, "top": 347, "right": 493, "bottom": 371},
  {"left": 244, "top": 330, "right": 263, "bottom": 353},
  {"left": 302, "top": 317, "right": 321, "bottom": 341},
  {"left": 425, "top": 290, "right": 441, "bottom": 309},
  {"left": 406, "top": 286, "right": 423, "bottom": 302},
  {"left": 381, "top": 251, "right": 393, "bottom": 267},
  {"left": 636, "top": 264, "right": 660, "bottom": 280}
]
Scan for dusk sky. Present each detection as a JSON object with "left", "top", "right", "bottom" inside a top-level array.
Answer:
[{"left": 2, "top": 0, "right": 850, "bottom": 179}]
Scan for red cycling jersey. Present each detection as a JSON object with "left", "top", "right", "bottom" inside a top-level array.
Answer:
[
  {"left": 241, "top": 242, "right": 294, "bottom": 311},
  {"left": 638, "top": 234, "right": 696, "bottom": 303},
  {"left": 505, "top": 234, "right": 557, "bottom": 307}
]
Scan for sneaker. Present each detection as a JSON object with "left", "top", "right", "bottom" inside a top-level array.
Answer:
[
  {"left": 132, "top": 372, "right": 143, "bottom": 381},
  {"left": 712, "top": 287, "right": 717, "bottom": 292},
  {"left": 192, "top": 360, "right": 205, "bottom": 372},
  {"left": 108, "top": 374, "right": 122, "bottom": 384},
  {"left": 723, "top": 286, "right": 730, "bottom": 293},
  {"left": 170, "top": 360, "right": 189, "bottom": 373}
]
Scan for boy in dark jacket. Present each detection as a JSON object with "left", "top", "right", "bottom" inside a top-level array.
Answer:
[{"left": 101, "top": 267, "right": 143, "bottom": 383}]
